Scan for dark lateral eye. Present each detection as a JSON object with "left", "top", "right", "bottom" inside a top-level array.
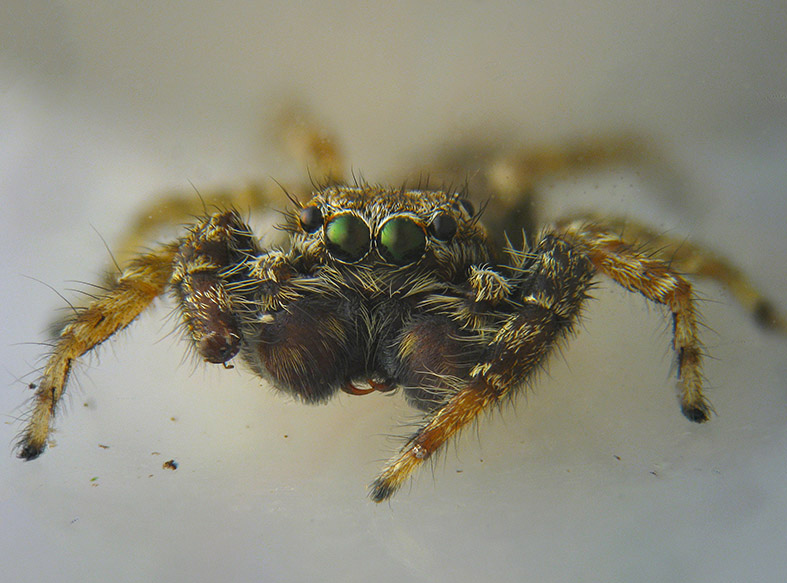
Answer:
[
  {"left": 325, "top": 213, "right": 371, "bottom": 262},
  {"left": 377, "top": 216, "right": 426, "bottom": 265},
  {"left": 299, "top": 205, "right": 323, "bottom": 233},
  {"left": 429, "top": 212, "right": 457, "bottom": 241}
]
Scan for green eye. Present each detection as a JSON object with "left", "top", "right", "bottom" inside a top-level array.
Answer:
[
  {"left": 325, "top": 213, "right": 371, "bottom": 262},
  {"left": 377, "top": 216, "right": 426, "bottom": 265}
]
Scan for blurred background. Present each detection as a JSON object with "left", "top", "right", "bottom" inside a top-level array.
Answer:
[{"left": 1, "top": 2, "right": 786, "bottom": 582}]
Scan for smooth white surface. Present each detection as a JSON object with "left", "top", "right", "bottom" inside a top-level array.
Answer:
[{"left": 2, "top": 2, "right": 786, "bottom": 582}]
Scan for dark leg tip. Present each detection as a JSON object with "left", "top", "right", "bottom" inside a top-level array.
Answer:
[
  {"left": 681, "top": 403, "right": 711, "bottom": 423},
  {"left": 753, "top": 300, "right": 781, "bottom": 331},
  {"left": 369, "top": 479, "right": 395, "bottom": 503},
  {"left": 16, "top": 440, "right": 45, "bottom": 461}
]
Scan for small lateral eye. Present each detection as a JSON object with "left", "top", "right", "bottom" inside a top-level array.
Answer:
[
  {"left": 325, "top": 213, "right": 371, "bottom": 263},
  {"left": 377, "top": 216, "right": 427, "bottom": 265},
  {"left": 429, "top": 212, "right": 457, "bottom": 241},
  {"left": 299, "top": 205, "right": 323, "bottom": 233}
]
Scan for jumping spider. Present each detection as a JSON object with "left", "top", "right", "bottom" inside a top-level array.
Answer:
[{"left": 16, "top": 111, "right": 786, "bottom": 502}]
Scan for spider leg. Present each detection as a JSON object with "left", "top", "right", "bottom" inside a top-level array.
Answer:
[
  {"left": 370, "top": 377, "right": 498, "bottom": 502},
  {"left": 420, "top": 133, "right": 652, "bottom": 248},
  {"left": 561, "top": 213, "right": 787, "bottom": 332},
  {"left": 558, "top": 220, "right": 712, "bottom": 422},
  {"left": 107, "top": 104, "right": 345, "bottom": 271},
  {"left": 371, "top": 234, "right": 595, "bottom": 501},
  {"left": 485, "top": 134, "right": 648, "bottom": 207},
  {"left": 111, "top": 183, "right": 282, "bottom": 271},
  {"left": 275, "top": 102, "right": 346, "bottom": 186},
  {"left": 17, "top": 244, "right": 178, "bottom": 460}
]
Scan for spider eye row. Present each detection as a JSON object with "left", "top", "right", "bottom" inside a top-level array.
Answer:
[{"left": 297, "top": 205, "right": 458, "bottom": 265}]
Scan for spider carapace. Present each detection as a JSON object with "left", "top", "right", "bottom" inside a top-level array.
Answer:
[{"left": 16, "top": 121, "right": 786, "bottom": 502}]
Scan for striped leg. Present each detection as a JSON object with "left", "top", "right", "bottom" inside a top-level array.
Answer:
[
  {"left": 370, "top": 234, "right": 595, "bottom": 502},
  {"left": 561, "top": 214, "right": 787, "bottom": 332},
  {"left": 17, "top": 244, "right": 178, "bottom": 459},
  {"left": 559, "top": 220, "right": 711, "bottom": 421}
]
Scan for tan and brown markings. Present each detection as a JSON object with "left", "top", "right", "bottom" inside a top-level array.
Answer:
[{"left": 16, "top": 111, "right": 786, "bottom": 502}]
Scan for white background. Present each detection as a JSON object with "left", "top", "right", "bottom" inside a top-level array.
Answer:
[{"left": 1, "top": 2, "right": 786, "bottom": 582}]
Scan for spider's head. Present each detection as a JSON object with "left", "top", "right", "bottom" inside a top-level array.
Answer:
[{"left": 288, "top": 186, "right": 492, "bottom": 279}]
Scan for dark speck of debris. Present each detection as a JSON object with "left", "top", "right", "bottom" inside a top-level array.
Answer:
[{"left": 163, "top": 459, "right": 178, "bottom": 470}]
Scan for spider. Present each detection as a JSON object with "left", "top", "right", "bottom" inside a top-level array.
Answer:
[{"left": 16, "top": 109, "right": 786, "bottom": 502}]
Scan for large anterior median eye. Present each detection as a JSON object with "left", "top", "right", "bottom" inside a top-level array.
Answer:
[
  {"left": 377, "top": 216, "right": 427, "bottom": 265},
  {"left": 325, "top": 213, "right": 371, "bottom": 263}
]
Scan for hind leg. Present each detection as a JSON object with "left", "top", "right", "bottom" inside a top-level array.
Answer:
[{"left": 111, "top": 106, "right": 346, "bottom": 270}]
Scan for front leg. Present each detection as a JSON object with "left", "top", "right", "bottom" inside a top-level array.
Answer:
[
  {"left": 17, "top": 244, "right": 178, "bottom": 460},
  {"left": 372, "top": 236, "right": 594, "bottom": 501}
]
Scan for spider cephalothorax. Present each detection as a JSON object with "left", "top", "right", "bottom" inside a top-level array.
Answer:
[{"left": 17, "top": 122, "right": 785, "bottom": 502}]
